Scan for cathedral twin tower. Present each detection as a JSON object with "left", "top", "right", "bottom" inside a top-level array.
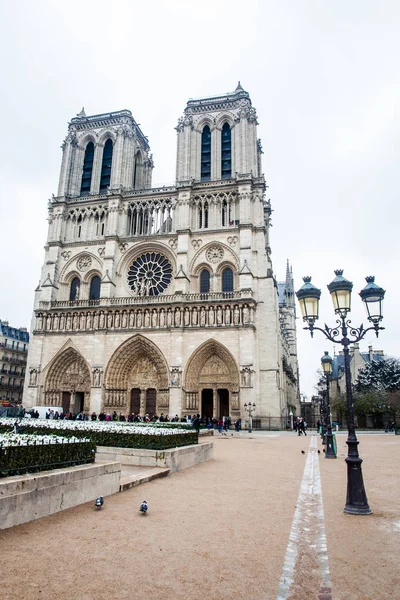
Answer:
[{"left": 24, "top": 83, "right": 299, "bottom": 426}]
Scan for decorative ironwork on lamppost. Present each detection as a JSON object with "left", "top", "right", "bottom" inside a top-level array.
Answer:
[
  {"left": 244, "top": 402, "right": 256, "bottom": 433},
  {"left": 296, "top": 272, "right": 385, "bottom": 515},
  {"left": 321, "top": 351, "right": 336, "bottom": 459}
]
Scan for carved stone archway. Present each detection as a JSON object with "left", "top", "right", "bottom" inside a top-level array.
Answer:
[
  {"left": 184, "top": 339, "right": 240, "bottom": 417},
  {"left": 44, "top": 347, "right": 91, "bottom": 413},
  {"left": 104, "top": 335, "right": 170, "bottom": 416}
]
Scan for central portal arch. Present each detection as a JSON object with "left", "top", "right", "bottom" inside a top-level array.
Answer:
[
  {"left": 104, "top": 335, "right": 170, "bottom": 416},
  {"left": 185, "top": 340, "right": 240, "bottom": 419}
]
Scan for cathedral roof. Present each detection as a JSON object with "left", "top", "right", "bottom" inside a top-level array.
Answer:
[
  {"left": 0, "top": 321, "right": 29, "bottom": 341},
  {"left": 186, "top": 84, "right": 250, "bottom": 112},
  {"left": 69, "top": 109, "right": 150, "bottom": 151}
]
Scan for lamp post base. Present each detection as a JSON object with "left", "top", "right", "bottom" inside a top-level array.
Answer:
[
  {"left": 344, "top": 454, "right": 372, "bottom": 515},
  {"left": 325, "top": 433, "right": 336, "bottom": 459},
  {"left": 344, "top": 504, "right": 372, "bottom": 515}
]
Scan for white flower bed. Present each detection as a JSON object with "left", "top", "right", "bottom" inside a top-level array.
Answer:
[
  {"left": 0, "top": 418, "right": 190, "bottom": 437},
  {"left": 0, "top": 433, "right": 89, "bottom": 447}
]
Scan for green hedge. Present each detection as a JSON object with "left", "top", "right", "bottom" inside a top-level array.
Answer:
[
  {"left": 0, "top": 439, "right": 96, "bottom": 477},
  {"left": 0, "top": 424, "right": 198, "bottom": 450}
]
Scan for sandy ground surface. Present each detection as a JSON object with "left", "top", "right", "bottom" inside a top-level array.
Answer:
[{"left": 0, "top": 433, "right": 399, "bottom": 600}]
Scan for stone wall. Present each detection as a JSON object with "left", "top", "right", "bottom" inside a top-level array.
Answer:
[{"left": 0, "top": 461, "right": 120, "bottom": 530}]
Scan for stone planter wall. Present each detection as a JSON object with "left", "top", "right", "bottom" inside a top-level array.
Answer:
[
  {"left": 96, "top": 442, "right": 213, "bottom": 472},
  {"left": 0, "top": 461, "right": 120, "bottom": 530}
]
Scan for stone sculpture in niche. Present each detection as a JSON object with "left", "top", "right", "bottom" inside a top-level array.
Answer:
[
  {"left": 29, "top": 369, "right": 38, "bottom": 386},
  {"left": 93, "top": 368, "right": 102, "bottom": 387}
]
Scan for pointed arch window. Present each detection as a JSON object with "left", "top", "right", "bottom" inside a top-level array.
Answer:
[
  {"left": 100, "top": 139, "right": 113, "bottom": 192},
  {"left": 69, "top": 277, "right": 81, "bottom": 301},
  {"left": 198, "top": 201, "right": 209, "bottom": 229},
  {"left": 80, "top": 142, "right": 94, "bottom": 196},
  {"left": 76, "top": 214, "right": 83, "bottom": 239},
  {"left": 200, "top": 269, "right": 210, "bottom": 294},
  {"left": 201, "top": 125, "right": 211, "bottom": 181},
  {"left": 221, "top": 123, "right": 231, "bottom": 179},
  {"left": 222, "top": 268, "right": 234, "bottom": 295},
  {"left": 133, "top": 152, "right": 141, "bottom": 189},
  {"left": 89, "top": 275, "right": 101, "bottom": 301},
  {"left": 95, "top": 211, "right": 106, "bottom": 237},
  {"left": 222, "top": 199, "right": 232, "bottom": 227}
]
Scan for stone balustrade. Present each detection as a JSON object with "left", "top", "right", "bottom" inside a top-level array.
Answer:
[{"left": 38, "top": 291, "right": 251, "bottom": 310}]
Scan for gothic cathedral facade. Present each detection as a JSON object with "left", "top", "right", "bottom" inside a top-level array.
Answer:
[{"left": 24, "top": 84, "right": 299, "bottom": 426}]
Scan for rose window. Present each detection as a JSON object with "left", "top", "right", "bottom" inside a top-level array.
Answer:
[
  {"left": 127, "top": 252, "right": 173, "bottom": 296},
  {"left": 77, "top": 254, "right": 92, "bottom": 272},
  {"left": 206, "top": 246, "right": 224, "bottom": 263}
]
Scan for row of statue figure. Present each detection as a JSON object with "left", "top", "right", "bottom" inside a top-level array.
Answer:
[
  {"left": 35, "top": 304, "right": 254, "bottom": 332},
  {"left": 185, "top": 392, "right": 199, "bottom": 410},
  {"left": 131, "top": 278, "right": 151, "bottom": 297},
  {"left": 44, "top": 392, "right": 61, "bottom": 405},
  {"left": 105, "top": 390, "right": 127, "bottom": 407}
]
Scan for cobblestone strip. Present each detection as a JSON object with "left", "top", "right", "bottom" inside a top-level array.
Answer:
[{"left": 276, "top": 435, "right": 332, "bottom": 600}]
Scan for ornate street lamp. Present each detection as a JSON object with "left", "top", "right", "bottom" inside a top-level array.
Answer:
[
  {"left": 321, "top": 351, "right": 336, "bottom": 459},
  {"left": 295, "top": 276, "right": 321, "bottom": 327},
  {"left": 244, "top": 402, "right": 256, "bottom": 433},
  {"left": 296, "top": 271, "right": 385, "bottom": 515},
  {"left": 318, "top": 390, "right": 326, "bottom": 442}
]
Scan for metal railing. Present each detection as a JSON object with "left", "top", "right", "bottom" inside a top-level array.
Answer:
[
  {"left": 250, "top": 416, "right": 289, "bottom": 430},
  {"left": 0, "top": 357, "right": 27, "bottom": 365},
  {"left": 0, "top": 438, "right": 95, "bottom": 477},
  {"left": 0, "top": 344, "right": 27, "bottom": 353},
  {"left": 0, "top": 383, "right": 24, "bottom": 390}
]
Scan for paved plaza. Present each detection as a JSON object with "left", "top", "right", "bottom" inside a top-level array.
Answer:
[{"left": 1, "top": 432, "right": 399, "bottom": 600}]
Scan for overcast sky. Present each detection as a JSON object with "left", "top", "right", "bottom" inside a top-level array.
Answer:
[{"left": 0, "top": 0, "right": 399, "bottom": 399}]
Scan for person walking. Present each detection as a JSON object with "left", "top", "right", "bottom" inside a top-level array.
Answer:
[{"left": 298, "top": 418, "right": 307, "bottom": 436}]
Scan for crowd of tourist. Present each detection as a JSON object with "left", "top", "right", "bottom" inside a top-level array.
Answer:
[{"left": 24, "top": 409, "right": 241, "bottom": 431}]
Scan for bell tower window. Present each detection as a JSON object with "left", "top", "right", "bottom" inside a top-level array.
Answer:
[
  {"left": 80, "top": 142, "right": 94, "bottom": 196},
  {"left": 221, "top": 123, "right": 231, "bottom": 179},
  {"left": 201, "top": 126, "right": 211, "bottom": 181},
  {"left": 100, "top": 139, "right": 113, "bottom": 192}
]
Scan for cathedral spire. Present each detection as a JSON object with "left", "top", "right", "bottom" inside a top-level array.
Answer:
[
  {"left": 235, "top": 81, "right": 244, "bottom": 92},
  {"left": 285, "top": 259, "right": 291, "bottom": 285},
  {"left": 76, "top": 107, "right": 86, "bottom": 118},
  {"left": 284, "top": 260, "right": 295, "bottom": 308}
]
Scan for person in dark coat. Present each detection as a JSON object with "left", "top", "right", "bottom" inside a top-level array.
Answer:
[{"left": 192, "top": 414, "right": 201, "bottom": 434}]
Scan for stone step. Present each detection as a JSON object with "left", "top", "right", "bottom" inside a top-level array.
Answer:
[{"left": 119, "top": 466, "right": 170, "bottom": 492}]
